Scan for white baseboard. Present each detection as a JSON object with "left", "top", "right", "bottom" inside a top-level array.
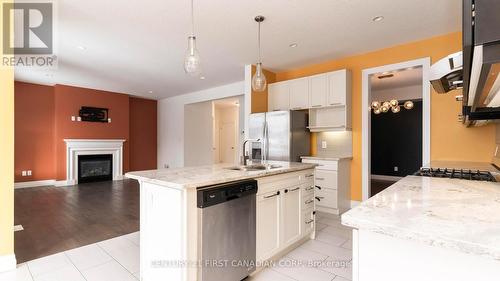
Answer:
[
  {"left": 351, "top": 200, "right": 361, "bottom": 208},
  {"left": 371, "top": 174, "right": 403, "bottom": 182},
  {"left": 14, "top": 180, "right": 55, "bottom": 189},
  {"left": 16, "top": 175, "right": 126, "bottom": 188},
  {"left": 0, "top": 254, "right": 16, "bottom": 273}
]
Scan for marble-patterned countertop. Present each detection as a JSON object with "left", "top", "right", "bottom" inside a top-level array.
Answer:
[
  {"left": 125, "top": 161, "right": 316, "bottom": 189},
  {"left": 341, "top": 176, "right": 500, "bottom": 260},
  {"left": 301, "top": 156, "right": 353, "bottom": 161}
]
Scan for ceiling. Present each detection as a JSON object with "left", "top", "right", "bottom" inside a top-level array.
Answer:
[
  {"left": 371, "top": 67, "right": 423, "bottom": 91},
  {"left": 14, "top": 0, "right": 461, "bottom": 99}
]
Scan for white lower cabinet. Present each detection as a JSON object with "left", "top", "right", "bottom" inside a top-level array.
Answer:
[
  {"left": 256, "top": 169, "right": 315, "bottom": 263},
  {"left": 282, "top": 186, "right": 301, "bottom": 246},
  {"left": 302, "top": 158, "right": 351, "bottom": 215},
  {"left": 256, "top": 190, "right": 281, "bottom": 261}
]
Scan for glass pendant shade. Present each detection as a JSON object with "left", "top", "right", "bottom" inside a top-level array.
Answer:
[
  {"left": 371, "top": 101, "right": 381, "bottom": 109},
  {"left": 391, "top": 105, "right": 401, "bottom": 113},
  {"left": 184, "top": 36, "right": 201, "bottom": 76},
  {"left": 382, "top": 101, "right": 391, "bottom": 108},
  {"left": 404, "top": 100, "right": 414, "bottom": 110},
  {"left": 381, "top": 105, "right": 390, "bottom": 113},
  {"left": 374, "top": 108, "right": 381, "bottom": 114},
  {"left": 390, "top": 99, "right": 399, "bottom": 107},
  {"left": 252, "top": 63, "right": 267, "bottom": 92}
]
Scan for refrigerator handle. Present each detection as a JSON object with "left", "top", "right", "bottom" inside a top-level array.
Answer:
[{"left": 264, "top": 121, "right": 269, "bottom": 162}]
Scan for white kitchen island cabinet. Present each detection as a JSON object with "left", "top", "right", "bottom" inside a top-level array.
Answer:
[
  {"left": 126, "top": 162, "right": 316, "bottom": 281},
  {"left": 342, "top": 176, "right": 500, "bottom": 281}
]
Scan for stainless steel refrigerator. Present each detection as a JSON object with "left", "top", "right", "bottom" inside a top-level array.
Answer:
[{"left": 248, "top": 110, "right": 310, "bottom": 162}]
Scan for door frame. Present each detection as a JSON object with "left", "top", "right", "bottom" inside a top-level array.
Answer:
[{"left": 361, "top": 58, "right": 431, "bottom": 201}]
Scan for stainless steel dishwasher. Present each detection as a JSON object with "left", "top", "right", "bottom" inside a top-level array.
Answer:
[{"left": 197, "top": 179, "right": 257, "bottom": 281}]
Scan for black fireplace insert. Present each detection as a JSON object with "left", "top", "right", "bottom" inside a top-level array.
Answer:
[{"left": 78, "top": 154, "right": 113, "bottom": 183}]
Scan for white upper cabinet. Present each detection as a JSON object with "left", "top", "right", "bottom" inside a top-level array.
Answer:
[
  {"left": 309, "top": 73, "right": 329, "bottom": 108},
  {"left": 268, "top": 82, "right": 289, "bottom": 111},
  {"left": 289, "top": 77, "right": 310, "bottom": 110},
  {"left": 327, "top": 69, "right": 350, "bottom": 106}
]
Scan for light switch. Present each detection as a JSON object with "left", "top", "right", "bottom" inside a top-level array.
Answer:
[
  {"left": 321, "top": 141, "right": 327, "bottom": 149},
  {"left": 71, "top": 116, "right": 76, "bottom": 121},
  {"left": 27, "top": 170, "right": 32, "bottom": 176},
  {"left": 21, "top": 171, "right": 27, "bottom": 176},
  {"left": 77, "top": 116, "right": 82, "bottom": 122}
]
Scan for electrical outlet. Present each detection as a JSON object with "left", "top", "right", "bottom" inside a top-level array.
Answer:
[
  {"left": 394, "top": 166, "right": 399, "bottom": 172},
  {"left": 21, "top": 171, "right": 27, "bottom": 176},
  {"left": 77, "top": 116, "right": 82, "bottom": 122},
  {"left": 321, "top": 141, "right": 327, "bottom": 149},
  {"left": 71, "top": 116, "right": 76, "bottom": 121},
  {"left": 27, "top": 170, "right": 32, "bottom": 176}
]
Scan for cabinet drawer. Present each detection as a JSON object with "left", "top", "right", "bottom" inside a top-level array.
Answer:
[
  {"left": 302, "top": 183, "right": 314, "bottom": 197},
  {"left": 315, "top": 170, "right": 337, "bottom": 189},
  {"left": 315, "top": 188, "right": 338, "bottom": 209},
  {"left": 303, "top": 194, "right": 315, "bottom": 210},
  {"left": 302, "top": 210, "right": 315, "bottom": 233}
]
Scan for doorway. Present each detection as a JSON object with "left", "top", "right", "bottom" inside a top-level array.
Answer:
[
  {"left": 362, "top": 58, "right": 431, "bottom": 200},
  {"left": 184, "top": 96, "right": 243, "bottom": 166}
]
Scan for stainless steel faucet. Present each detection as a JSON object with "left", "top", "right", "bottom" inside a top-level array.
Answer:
[{"left": 241, "top": 139, "right": 260, "bottom": 166}]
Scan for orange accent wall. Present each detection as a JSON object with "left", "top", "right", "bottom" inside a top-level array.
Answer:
[
  {"left": 251, "top": 65, "right": 276, "bottom": 113},
  {"left": 54, "top": 84, "right": 131, "bottom": 180},
  {"left": 129, "top": 97, "right": 157, "bottom": 171},
  {"left": 15, "top": 82, "right": 55, "bottom": 182},
  {"left": 14, "top": 82, "right": 158, "bottom": 182},
  {"left": 272, "top": 32, "right": 496, "bottom": 201}
]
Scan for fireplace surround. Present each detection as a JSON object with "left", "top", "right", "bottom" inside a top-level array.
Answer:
[{"left": 63, "top": 139, "right": 125, "bottom": 186}]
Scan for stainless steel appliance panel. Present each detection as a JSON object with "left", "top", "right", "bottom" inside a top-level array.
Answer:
[
  {"left": 266, "top": 111, "right": 291, "bottom": 161},
  {"left": 290, "top": 111, "right": 311, "bottom": 162},
  {"left": 198, "top": 181, "right": 257, "bottom": 281}
]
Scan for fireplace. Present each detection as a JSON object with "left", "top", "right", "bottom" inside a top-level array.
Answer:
[{"left": 78, "top": 154, "right": 113, "bottom": 183}]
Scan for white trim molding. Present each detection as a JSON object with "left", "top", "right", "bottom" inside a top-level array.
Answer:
[
  {"left": 351, "top": 200, "right": 361, "bottom": 208},
  {"left": 362, "top": 58, "right": 431, "bottom": 201},
  {"left": 63, "top": 139, "right": 126, "bottom": 186},
  {"left": 14, "top": 180, "right": 56, "bottom": 189},
  {"left": 0, "top": 254, "right": 16, "bottom": 273}
]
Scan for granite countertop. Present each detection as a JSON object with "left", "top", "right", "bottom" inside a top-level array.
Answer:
[
  {"left": 125, "top": 161, "right": 316, "bottom": 189},
  {"left": 301, "top": 156, "right": 353, "bottom": 161},
  {"left": 341, "top": 176, "right": 500, "bottom": 260}
]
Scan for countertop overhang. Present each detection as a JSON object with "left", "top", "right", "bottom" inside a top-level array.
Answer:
[
  {"left": 125, "top": 161, "right": 316, "bottom": 190},
  {"left": 342, "top": 175, "right": 500, "bottom": 260}
]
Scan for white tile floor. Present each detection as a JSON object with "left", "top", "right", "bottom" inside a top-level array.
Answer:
[{"left": 0, "top": 213, "right": 352, "bottom": 281}]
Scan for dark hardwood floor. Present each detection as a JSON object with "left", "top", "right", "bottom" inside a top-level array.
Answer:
[
  {"left": 14, "top": 179, "right": 139, "bottom": 263},
  {"left": 370, "top": 179, "right": 397, "bottom": 197}
]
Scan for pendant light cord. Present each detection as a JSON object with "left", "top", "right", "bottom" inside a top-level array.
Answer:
[
  {"left": 257, "top": 21, "right": 261, "bottom": 63},
  {"left": 191, "top": 0, "right": 195, "bottom": 36}
]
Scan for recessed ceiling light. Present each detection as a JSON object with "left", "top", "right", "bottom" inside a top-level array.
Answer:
[
  {"left": 289, "top": 43, "right": 298, "bottom": 48},
  {"left": 372, "top": 16, "right": 384, "bottom": 22},
  {"left": 200, "top": 76, "right": 205, "bottom": 80},
  {"left": 77, "top": 46, "right": 87, "bottom": 50},
  {"left": 148, "top": 90, "right": 153, "bottom": 94}
]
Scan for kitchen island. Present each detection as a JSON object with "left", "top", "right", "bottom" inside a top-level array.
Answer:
[
  {"left": 125, "top": 161, "right": 316, "bottom": 281},
  {"left": 342, "top": 176, "right": 500, "bottom": 281}
]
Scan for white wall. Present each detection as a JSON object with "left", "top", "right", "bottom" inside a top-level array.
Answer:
[
  {"left": 158, "top": 81, "right": 245, "bottom": 168},
  {"left": 184, "top": 101, "right": 214, "bottom": 167},
  {"left": 371, "top": 84, "right": 422, "bottom": 102}
]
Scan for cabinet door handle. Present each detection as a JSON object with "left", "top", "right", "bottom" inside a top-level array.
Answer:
[
  {"left": 315, "top": 185, "right": 322, "bottom": 190},
  {"left": 305, "top": 199, "right": 314, "bottom": 204},
  {"left": 290, "top": 187, "right": 300, "bottom": 192},
  {"left": 305, "top": 219, "right": 314, "bottom": 224},
  {"left": 305, "top": 186, "right": 314, "bottom": 191},
  {"left": 330, "top": 102, "right": 341, "bottom": 106},
  {"left": 315, "top": 177, "right": 325, "bottom": 180},
  {"left": 311, "top": 105, "right": 322, "bottom": 108},
  {"left": 305, "top": 174, "right": 314, "bottom": 178},
  {"left": 292, "top": 107, "right": 301, "bottom": 110},
  {"left": 315, "top": 196, "right": 324, "bottom": 201},
  {"left": 284, "top": 189, "right": 288, "bottom": 193},
  {"left": 264, "top": 191, "right": 280, "bottom": 199}
]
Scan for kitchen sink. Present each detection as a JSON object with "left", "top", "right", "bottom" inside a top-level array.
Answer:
[{"left": 226, "top": 164, "right": 282, "bottom": 171}]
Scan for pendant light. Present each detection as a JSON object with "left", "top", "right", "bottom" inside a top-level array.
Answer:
[
  {"left": 184, "top": 0, "right": 201, "bottom": 76},
  {"left": 252, "top": 15, "right": 267, "bottom": 92}
]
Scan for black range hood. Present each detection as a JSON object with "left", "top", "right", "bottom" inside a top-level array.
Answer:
[{"left": 462, "top": 0, "right": 500, "bottom": 125}]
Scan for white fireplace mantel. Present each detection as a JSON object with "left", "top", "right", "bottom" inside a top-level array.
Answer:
[{"left": 63, "top": 139, "right": 126, "bottom": 186}]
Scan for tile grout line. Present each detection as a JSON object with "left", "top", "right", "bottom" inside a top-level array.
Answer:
[
  {"left": 96, "top": 241, "right": 138, "bottom": 278},
  {"left": 63, "top": 252, "right": 90, "bottom": 281}
]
